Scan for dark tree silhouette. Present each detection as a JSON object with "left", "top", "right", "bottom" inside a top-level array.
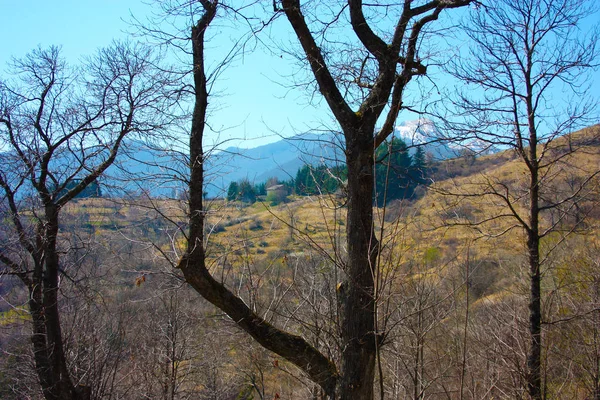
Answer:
[
  {"left": 445, "top": 0, "right": 599, "bottom": 397},
  {"left": 174, "top": 1, "right": 472, "bottom": 399},
  {"left": 0, "top": 43, "right": 172, "bottom": 400}
]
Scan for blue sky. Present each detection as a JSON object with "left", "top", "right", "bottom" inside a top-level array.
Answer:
[
  {"left": 1, "top": 2, "right": 598, "bottom": 149},
  {"left": 0, "top": 1, "right": 140, "bottom": 62},
  {"left": 0, "top": 0, "right": 333, "bottom": 149}
]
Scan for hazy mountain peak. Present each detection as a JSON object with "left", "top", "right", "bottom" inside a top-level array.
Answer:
[{"left": 394, "top": 119, "right": 438, "bottom": 145}]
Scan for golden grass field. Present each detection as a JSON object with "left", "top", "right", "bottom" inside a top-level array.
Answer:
[{"left": 55, "top": 126, "right": 599, "bottom": 313}]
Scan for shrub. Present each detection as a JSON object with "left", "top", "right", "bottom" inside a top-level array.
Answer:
[{"left": 248, "top": 218, "right": 263, "bottom": 231}]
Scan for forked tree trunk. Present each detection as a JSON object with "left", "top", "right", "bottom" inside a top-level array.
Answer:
[{"left": 179, "top": 2, "right": 470, "bottom": 399}]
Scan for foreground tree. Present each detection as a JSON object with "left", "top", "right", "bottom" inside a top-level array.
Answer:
[
  {"left": 445, "top": 0, "right": 599, "bottom": 397},
  {"left": 0, "top": 43, "right": 171, "bottom": 400},
  {"left": 174, "top": 1, "right": 472, "bottom": 399}
]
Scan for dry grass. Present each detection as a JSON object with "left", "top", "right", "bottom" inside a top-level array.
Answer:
[{"left": 58, "top": 126, "right": 599, "bottom": 300}]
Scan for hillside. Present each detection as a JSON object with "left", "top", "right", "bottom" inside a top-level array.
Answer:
[
  {"left": 1, "top": 126, "right": 599, "bottom": 399},
  {"left": 46, "top": 125, "right": 600, "bottom": 293},
  {"left": 55, "top": 125, "right": 600, "bottom": 305}
]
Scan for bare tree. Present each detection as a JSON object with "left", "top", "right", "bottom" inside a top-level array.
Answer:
[
  {"left": 442, "top": 0, "right": 599, "bottom": 397},
  {"left": 0, "top": 42, "right": 172, "bottom": 400},
  {"left": 162, "top": 1, "right": 475, "bottom": 399}
]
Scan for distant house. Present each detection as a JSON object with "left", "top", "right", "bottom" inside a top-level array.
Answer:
[{"left": 266, "top": 184, "right": 286, "bottom": 196}]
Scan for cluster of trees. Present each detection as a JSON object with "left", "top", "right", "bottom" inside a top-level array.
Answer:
[
  {"left": 226, "top": 177, "right": 293, "bottom": 205},
  {"left": 226, "top": 178, "right": 265, "bottom": 203},
  {"left": 295, "top": 138, "right": 429, "bottom": 206},
  {"left": 0, "top": 0, "right": 598, "bottom": 399},
  {"left": 294, "top": 164, "right": 346, "bottom": 196},
  {"left": 374, "top": 140, "right": 427, "bottom": 206},
  {"left": 227, "top": 137, "right": 428, "bottom": 207},
  {"left": 225, "top": 167, "right": 339, "bottom": 205}
]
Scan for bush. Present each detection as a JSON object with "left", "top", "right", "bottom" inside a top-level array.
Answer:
[
  {"left": 466, "top": 259, "right": 499, "bottom": 299},
  {"left": 248, "top": 218, "right": 263, "bottom": 231},
  {"left": 208, "top": 223, "right": 225, "bottom": 233},
  {"left": 265, "top": 191, "right": 286, "bottom": 206}
]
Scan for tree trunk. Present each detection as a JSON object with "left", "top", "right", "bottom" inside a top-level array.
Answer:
[
  {"left": 526, "top": 73, "right": 542, "bottom": 399},
  {"left": 527, "top": 167, "right": 542, "bottom": 400},
  {"left": 337, "top": 129, "right": 378, "bottom": 399},
  {"left": 26, "top": 207, "right": 91, "bottom": 400}
]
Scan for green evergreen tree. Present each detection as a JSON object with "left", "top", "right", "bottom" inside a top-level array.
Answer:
[
  {"left": 375, "top": 138, "right": 413, "bottom": 206},
  {"left": 295, "top": 164, "right": 312, "bottom": 195},
  {"left": 295, "top": 164, "right": 345, "bottom": 196},
  {"left": 237, "top": 179, "right": 256, "bottom": 204},
  {"left": 227, "top": 181, "right": 239, "bottom": 201},
  {"left": 254, "top": 182, "right": 267, "bottom": 196},
  {"left": 410, "top": 146, "right": 428, "bottom": 185}
]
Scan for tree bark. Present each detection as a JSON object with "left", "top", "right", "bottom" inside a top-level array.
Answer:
[
  {"left": 526, "top": 111, "right": 542, "bottom": 400},
  {"left": 337, "top": 129, "right": 378, "bottom": 399}
]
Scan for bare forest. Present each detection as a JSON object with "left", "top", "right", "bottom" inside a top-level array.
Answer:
[{"left": 1, "top": 1, "right": 599, "bottom": 399}]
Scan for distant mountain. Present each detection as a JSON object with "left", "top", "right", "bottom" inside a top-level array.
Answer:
[
  {"left": 2, "top": 119, "right": 471, "bottom": 200},
  {"left": 203, "top": 120, "right": 468, "bottom": 197},
  {"left": 395, "top": 118, "right": 496, "bottom": 159},
  {"left": 0, "top": 140, "right": 189, "bottom": 202},
  {"left": 204, "top": 133, "right": 343, "bottom": 197},
  {"left": 95, "top": 133, "right": 342, "bottom": 198},
  {"left": 394, "top": 119, "right": 460, "bottom": 160},
  {"left": 102, "top": 141, "right": 188, "bottom": 198},
  {"left": 102, "top": 120, "right": 463, "bottom": 198}
]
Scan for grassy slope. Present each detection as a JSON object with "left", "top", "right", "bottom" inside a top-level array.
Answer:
[{"left": 58, "top": 125, "right": 599, "bottom": 304}]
